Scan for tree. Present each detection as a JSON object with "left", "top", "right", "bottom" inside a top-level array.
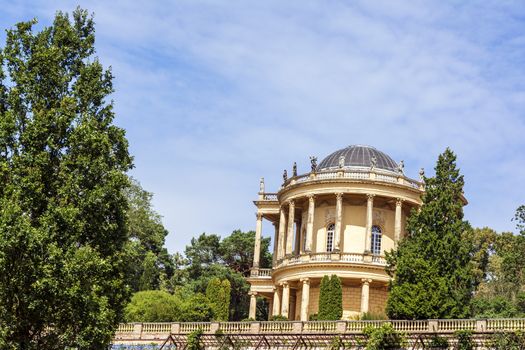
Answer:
[
  {"left": 220, "top": 229, "right": 272, "bottom": 276},
  {"left": 206, "top": 277, "right": 231, "bottom": 321},
  {"left": 318, "top": 275, "right": 342, "bottom": 320},
  {"left": 185, "top": 233, "right": 221, "bottom": 279},
  {"left": 386, "top": 148, "right": 475, "bottom": 319},
  {"left": 0, "top": 9, "right": 132, "bottom": 349},
  {"left": 124, "top": 178, "right": 173, "bottom": 292},
  {"left": 125, "top": 291, "right": 181, "bottom": 322}
]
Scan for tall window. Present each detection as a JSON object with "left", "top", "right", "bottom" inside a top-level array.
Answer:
[
  {"left": 371, "top": 225, "right": 382, "bottom": 255},
  {"left": 326, "top": 224, "right": 335, "bottom": 252}
]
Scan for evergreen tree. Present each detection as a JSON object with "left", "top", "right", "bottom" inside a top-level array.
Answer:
[
  {"left": 318, "top": 275, "right": 332, "bottom": 320},
  {"left": 206, "top": 277, "right": 230, "bottom": 321},
  {"left": 386, "top": 148, "right": 475, "bottom": 319},
  {"left": 318, "top": 275, "right": 342, "bottom": 320},
  {"left": 330, "top": 275, "right": 343, "bottom": 320},
  {"left": 0, "top": 9, "right": 133, "bottom": 348}
]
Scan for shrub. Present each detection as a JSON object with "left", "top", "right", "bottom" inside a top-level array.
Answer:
[
  {"left": 124, "top": 290, "right": 180, "bottom": 322},
  {"left": 363, "top": 323, "right": 406, "bottom": 350},
  {"left": 427, "top": 335, "right": 449, "bottom": 349},
  {"left": 179, "top": 293, "right": 214, "bottom": 322},
  {"left": 187, "top": 329, "right": 204, "bottom": 350},
  {"left": 318, "top": 275, "right": 343, "bottom": 320},
  {"left": 360, "top": 312, "right": 387, "bottom": 320},
  {"left": 490, "top": 331, "right": 525, "bottom": 350},
  {"left": 309, "top": 313, "right": 318, "bottom": 321},
  {"left": 455, "top": 330, "right": 474, "bottom": 350},
  {"left": 269, "top": 315, "right": 288, "bottom": 321},
  {"left": 206, "top": 278, "right": 231, "bottom": 321}
]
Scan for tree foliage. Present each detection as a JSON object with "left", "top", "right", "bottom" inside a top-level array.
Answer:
[
  {"left": 124, "top": 178, "right": 173, "bottom": 292},
  {"left": 318, "top": 275, "right": 343, "bottom": 320},
  {"left": 0, "top": 8, "right": 132, "bottom": 348},
  {"left": 472, "top": 207, "right": 525, "bottom": 318},
  {"left": 125, "top": 290, "right": 181, "bottom": 322},
  {"left": 386, "top": 148, "right": 475, "bottom": 319},
  {"left": 206, "top": 278, "right": 231, "bottom": 321}
]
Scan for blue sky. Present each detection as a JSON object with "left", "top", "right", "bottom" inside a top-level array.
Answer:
[{"left": 2, "top": 1, "right": 525, "bottom": 253}]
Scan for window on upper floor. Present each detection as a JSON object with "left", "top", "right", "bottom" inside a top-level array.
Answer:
[
  {"left": 326, "top": 223, "right": 335, "bottom": 252},
  {"left": 371, "top": 225, "right": 382, "bottom": 255}
]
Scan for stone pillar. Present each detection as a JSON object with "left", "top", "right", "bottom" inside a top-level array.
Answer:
[
  {"left": 294, "top": 219, "right": 301, "bottom": 255},
  {"left": 278, "top": 207, "right": 287, "bottom": 259},
  {"left": 272, "top": 222, "right": 279, "bottom": 266},
  {"left": 360, "top": 279, "right": 372, "bottom": 313},
  {"left": 249, "top": 291, "right": 257, "bottom": 320},
  {"left": 272, "top": 287, "right": 281, "bottom": 316},
  {"left": 394, "top": 198, "right": 403, "bottom": 245},
  {"left": 334, "top": 192, "right": 343, "bottom": 251},
  {"left": 305, "top": 195, "right": 315, "bottom": 252},
  {"left": 253, "top": 213, "right": 263, "bottom": 268},
  {"left": 365, "top": 194, "right": 375, "bottom": 253},
  {"left": 286, "top": 201, "right": 295, "bottom": 255},
  {"left": 268, "top": 299, "right": 274, "bottom": 320},
  {"left": 281, "top": 282, "right": 290, "bottom": 318},
  {"left": 300, "top": 278, "right": 310, "bottom": 321}
]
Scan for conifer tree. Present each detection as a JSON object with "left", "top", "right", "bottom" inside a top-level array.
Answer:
[
  {"left": 0, "top": 9, "right": 132, "bottom": 348},
  {"left": 318, "top": 275, "right": 343, "bottom": 320},
  {"left": 206, "top": 278, "right": 231, "bottom": 321},
  {"left": 386, "top": 148, "right": 475, "bottom": 319}
]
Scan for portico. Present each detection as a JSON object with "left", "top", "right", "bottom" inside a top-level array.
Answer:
[{"left": 247, "top": 145, "right": 424, "bottom": 321}]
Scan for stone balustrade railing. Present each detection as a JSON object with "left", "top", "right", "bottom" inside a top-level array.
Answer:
[
  {"left": 278, "top": 169, "right": 423, "bottom": 191},
  {"left": 249, "top": 268, "right": 272, "bottom": 278},
  {"left": 114, "top": 319, "right": 525, "bottom": 340},
  {"left": 272, "top": 252, "right": 387, "bottom": 270}
]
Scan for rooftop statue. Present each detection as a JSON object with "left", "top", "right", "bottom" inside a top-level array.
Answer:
[
  {"left": 310, "top": 156, "right": 317, "bottom": 172},
  {"left": 397, "top": 160, "right": 405, "bottom": 174},
  {"left": 259, "top": 177, "right": 265, "bottom": 193},
  {"left": 338, "top": 155, "right": 345, "bottom": 169},
  {"left": 292, "top": 162, "right": 298, "bottom": 177},
  {"left": 283, "top": 169, "right": 288, "bottom": 183},
  {"left": 370, "top": 155, "right": 377, "bottom": 170}
]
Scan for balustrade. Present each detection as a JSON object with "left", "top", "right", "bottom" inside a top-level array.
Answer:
[
  {"left": 280, "top": 169, "right": 422, "bottom": 190},
  {"left": 115, "top": 319, "right": 525, "bottom": 341},
  {"left": 271, "top": 252, "right": 387, "bottom": 270}
]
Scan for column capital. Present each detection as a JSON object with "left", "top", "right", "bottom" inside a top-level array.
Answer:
[
  {"left": 307, "top": 194, "right": 315, "bottom": 200},
  {"left": 300, "top": 277, "right": 310, "bottom": 284},
  {"left": 367, "top": 193, "right": 375, "bottom": 200},
  {"left": 395, "top": 198, "right": 404, "bottom": 206},
  {"left": 288, "top": 200, "right": 295, "bottom": 208},
  {"left": 361, "top": 278, "right": 373, "bottom": 285},
  {"left": 280, "top": 281, "right": 289, "bottom": 287},
  {"left": 335, "top": 192, "right": 344, "bottom": 199},
  {"left": 273, "top": 286, "right": 279, "bottom": 291},
  {"left": 256, "top": 212, "right": 263, "bottom": 219},
  {"left": 249, "top": 291, "right": 258, "bottom": 296}
]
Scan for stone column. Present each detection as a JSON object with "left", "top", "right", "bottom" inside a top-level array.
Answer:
[
  {"left": 249, "top": 291, "right": 257, "bottom": 320},
  {"left": 253, "top": 213, "right": 263, "bottom": 268},
  {"left": 334, "top": 192, "right": 343, "bottom": 251},
  {"left": 394, "top": 198, "right": 403, "bottom": 245},
  {"left": 278, "top": 207, "right": 287, "bottom": 260},
  {"left": 365, "top": 194, "right": 375, "bottom": 253},
  {"left": 272, "top": 222, "right": 279, "bottom": 266},
  {"left": 281, "top": 282, "right": 290, "bottom": 318},
  {"left": 294, "top": 219, "right": 301, "bottom": 255},
  {"left": 300, "top": 278, "right": 310, "bottom": 321},
  {"left": 305, "top": 195, "right": 315, "bottom": 252},
  {"left": 360, "top": 279, "right": 372, "bottom": 313},
  {"left": 286, "top": 201, "right": 295, "bottom": 255},
  {"left": 272, "top": 287, "right": 281, "bottom": 316}
]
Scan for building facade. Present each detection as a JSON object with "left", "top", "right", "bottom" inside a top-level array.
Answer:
[{"left": 247, "top": 145, "right": 425, "bottom": 321}]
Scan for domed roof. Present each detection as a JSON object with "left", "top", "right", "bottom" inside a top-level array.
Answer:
[{"left": 319, "top": 145, "right": 398, "bottom": 172}]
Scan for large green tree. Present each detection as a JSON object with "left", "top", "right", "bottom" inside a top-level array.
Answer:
[
  {"left": 386, "top": 148, "right": 475, "bottom": 319},
  {"left": 124, "top": 178, "right": 173, "bottom": 292},
  {"left": 0, "top": 9, "right": 132, "bottom": 348}
]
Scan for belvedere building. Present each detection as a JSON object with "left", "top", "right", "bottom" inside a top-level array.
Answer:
[{"left": 247, "top": 145, "right": 425, "bottom": 321}]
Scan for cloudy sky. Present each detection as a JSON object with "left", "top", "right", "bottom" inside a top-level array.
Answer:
[{"left": 2, "top": 1, "right": 525, "bottom": 253}]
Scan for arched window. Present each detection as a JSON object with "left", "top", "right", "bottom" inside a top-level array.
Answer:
[
  {"left": 326, "top": 224, "right": 335, "bottom": 252},
  {"left": 371, "top": 225, "right": 382, "bottom": 255}
]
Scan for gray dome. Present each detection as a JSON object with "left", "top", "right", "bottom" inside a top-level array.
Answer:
[{"left": 319, "top": 145, "right": 398, "bottom": 172}]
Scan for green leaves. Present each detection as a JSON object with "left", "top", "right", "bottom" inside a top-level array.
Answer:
[
  {"left": 206, "top": 278, "right": 231, "bottom": 321},
  {"left": 318, "top": 275, "right": 342, "bottom": 320},
  {"left": 386, "top": 148, "right": 475, "bottom": 319},
  {"left": 0, "top": 8, "right": 132, "bottom": 348}
]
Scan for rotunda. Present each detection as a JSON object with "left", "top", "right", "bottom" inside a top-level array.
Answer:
[{"left": 247, "top": 145, "right": 425, "bottom": 321}]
